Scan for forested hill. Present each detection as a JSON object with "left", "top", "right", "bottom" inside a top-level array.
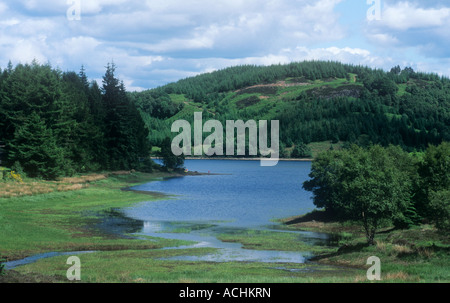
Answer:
[
  {"left": 1, "top": 60, "right": 449, "bottom": 179},
  {"left": 130, "top": 61, "right": 450, "bottom": 158}
]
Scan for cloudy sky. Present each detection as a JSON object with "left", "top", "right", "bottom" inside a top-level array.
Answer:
[{"left": 1, "top": 0, "right": 449, "bottom": 91}]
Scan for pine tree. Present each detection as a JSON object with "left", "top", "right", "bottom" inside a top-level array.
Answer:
[
  {"left": 8, "top": 112, "right": 64, "bottom": 179},
  {"left": 101, "top": 63, "right": 150, "bottom": 170}
]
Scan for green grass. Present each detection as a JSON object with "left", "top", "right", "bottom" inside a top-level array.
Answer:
[
  {"left": 0, "top": 172, "right": 188, "bottom": 261},
  {"left": 283, "top": 212, "right": 450, "bottom": 283},
  {"left": 397, "top": 83, "right": 407, "bottom": 96},
  {"left": 12, "top": 248, "right": 362, "bottom": 283},
  {"left": 169, "top": 93, "right": 189, "bottom": 105}
]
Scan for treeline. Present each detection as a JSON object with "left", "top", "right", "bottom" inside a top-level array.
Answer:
[
  {"left": 303, "top": 142, "right": 450, "bottom": 244},
  {"left": 0, "top": 61, "right": 150, "bottom": 179},
  {"left": 158, "top": 61, "right": 444, "bottom": 105},
  {"left": 163, "top": 61, "right": 350, "bottom": 102},
  {"left": 138, "top": 61, "right": 450, "bottom": 154},
  {"left": 277, "top": 88, "right": 447, "bottom": 152}
]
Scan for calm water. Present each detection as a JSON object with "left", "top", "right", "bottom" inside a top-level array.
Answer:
[
  {"left": 121, "top": 159, "right": 333, "bottom": 263},
  {"left": 126, "top": 160, "right": 315, "bottom": 227}
]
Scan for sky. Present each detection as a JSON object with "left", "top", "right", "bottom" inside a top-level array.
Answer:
[{"left": 1, "top": 0, "right": 449, "bottom": 91}]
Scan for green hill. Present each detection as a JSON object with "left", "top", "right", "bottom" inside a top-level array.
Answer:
[{"left": 129, "top": 61, "right": 450, "bottom": 158}]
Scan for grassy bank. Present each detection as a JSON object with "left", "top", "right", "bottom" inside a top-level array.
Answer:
[
  {"left": 279, "top": 211, "right": 450, "bottom": 283},
  {"left": 0, "top": 171, "right": 196, "bottom": 279}
]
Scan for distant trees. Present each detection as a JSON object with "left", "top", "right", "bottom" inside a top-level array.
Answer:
[
  {"left": 303, "top": 143, "right": 450, "bottom": 244},
  {"left": 0, "top": 61, "right": 151, "bottom": 179},
  {"left": 128, "top": 88, "right": 184, "bottom": 147},
  {"left": 132, "top": 61, "right": 450, "bottom": 155},
  {"left": 290, "top": 143, "right": 312, "bottom": 159},
  {"left": 163, "top": 61, "right": 348, "bottom": 99}
]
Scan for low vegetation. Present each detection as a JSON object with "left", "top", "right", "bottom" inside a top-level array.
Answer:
[
  {"left": 282, "top": 211, "right": 449, "bottom": 282},
  {"left": 0, "top": 171, "right": 189, "bottom": 262}
]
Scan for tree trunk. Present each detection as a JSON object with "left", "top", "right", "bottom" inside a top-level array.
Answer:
[
  {"left": 367, "top": 231, "right": 375, "bottom": 246},
  {"left": 362, "top": 212, "right": 377, "bottom": 245}
]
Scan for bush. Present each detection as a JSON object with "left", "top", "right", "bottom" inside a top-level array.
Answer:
[
  {"left": 137, "top": 158, "right": 154, "bottom": 173},
  {"left": 8, "top": 170, "right": 23, "bottom": 183},
  {"left": 0, "top": 167, "right": 9, "bottom": 180},
  {"left": 291, "top": 143, "right": 312, "bottom": 158},
  {"left": 10, "top": 161, "right": 25, "bottom": 177},
  {"left": 429, "top": 190, "right": 450, "bottom": 231}
]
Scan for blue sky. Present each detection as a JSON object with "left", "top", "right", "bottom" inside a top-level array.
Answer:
[{"left": 1, "top": 0, "right": 449, "bottom": 91}]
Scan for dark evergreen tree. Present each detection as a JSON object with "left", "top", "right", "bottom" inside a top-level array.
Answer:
[
  {"left": 101, "top": 63, "right": 150, "bottom": 170},
  {"left": 159, "top": 137, "right": 184, "bottom": 170},
  {"left": 8, "top": 112, "right": 65, "bottom": 179}
]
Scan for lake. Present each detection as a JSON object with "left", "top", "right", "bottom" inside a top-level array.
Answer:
[{"left": 120, "top": 159, "right": 334, "bottom": 263}]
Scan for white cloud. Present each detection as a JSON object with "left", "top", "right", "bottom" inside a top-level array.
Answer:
[
  {"left": 363, "top": 1, "right": 450, "bottom": 60},
  {"left": 381, "top": 1, "right": 450, "bottom": 31},
  {"left": 1, "top": 0, "right": 448, "bottom": 89},
  {"left": 167, "top": 46, "right": 388, "bottom": 76},
  {"left": 8, "top": 38, "right": 48, "bottom": 64},
  {"left": 366, "top": 33, "right": 400, "bottom": 46},
  {"left": 0, "top": 2, "right": 8, "bottom": 14},
  {"left": 64, "top": 0, "right": 346, "bottom": 54}
]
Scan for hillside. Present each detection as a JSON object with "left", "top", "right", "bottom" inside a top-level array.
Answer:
[{"left": 129, "top": 61, "right": 450, "bottom": 158}]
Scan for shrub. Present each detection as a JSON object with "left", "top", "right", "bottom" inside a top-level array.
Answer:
[{"left": 9, "top": 171, "right": 23, "bottom": 183}]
